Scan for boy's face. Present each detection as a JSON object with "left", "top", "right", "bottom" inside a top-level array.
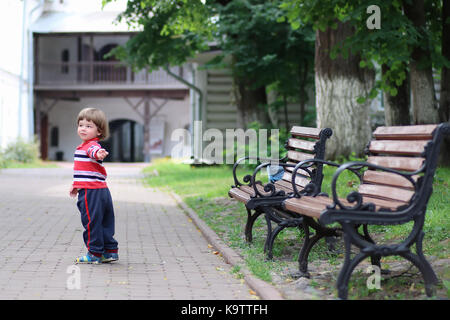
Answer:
[{"left": 78, "top": 118, "right": 101, "bottom": 142}]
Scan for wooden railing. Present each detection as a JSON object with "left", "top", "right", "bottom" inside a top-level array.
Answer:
[{"left": 36, "top": 61, "right": 187, "bottom": 86}]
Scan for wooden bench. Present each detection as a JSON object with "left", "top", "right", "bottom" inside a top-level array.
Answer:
[
  {"left": 281, "top": 123, "right": 449, "bottom": 299},
  {"left": 228, "top": 126, "right": 332, "bottom": 258}
]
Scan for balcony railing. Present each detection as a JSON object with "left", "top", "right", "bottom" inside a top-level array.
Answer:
[{"left": 36, "top": 61, "right": 188, "bottom": 87}]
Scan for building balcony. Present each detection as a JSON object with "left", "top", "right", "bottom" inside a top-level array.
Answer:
[{"left": 35, "top": 61, "right": 189, "bottom": 90}]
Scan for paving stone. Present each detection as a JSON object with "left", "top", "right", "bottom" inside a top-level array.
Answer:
[{"left": 0, "top": 164, "right": 256, "bottom": 300}]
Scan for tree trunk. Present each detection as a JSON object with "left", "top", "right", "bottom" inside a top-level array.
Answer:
[
  {"left": 299, "top": 58, "right": 309, "bottom": 125},
  {"left": 266, "top": 88, "right": 279, "bottom": 127},
  {"left": 315, "top": 22, "right": 374, "bottom": 159},
  {"left": 403, "top": 0, "right": 439, "bottom": 124},
  {"left": 234, "top": 77, "right": 268, "bottom": 129},
  {"left": 439, "top": 0, "right": 450, "bottom": 165},
  {"left": 382, "top": 64, "right": 411, "bottom": 125},
  {"left": 440, "top": 0, "right": 450, "bottom": 123},
  {"left": 283, "top": 95, "right": 289, "bottom": 129}
]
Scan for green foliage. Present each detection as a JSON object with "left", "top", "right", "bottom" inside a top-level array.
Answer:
[
  {"left": 279, "top": 0, "right": 449, "bottom": 102},
  {"left": 209, "top": 0, "right": 315, "bottom": 93},
  {"left": 0, "top": 138, "right": 40, "bottom": 167},
  {"left": 105, "top": 0, "right": 315, "bottom": 128},
  {"left": 0, "top": 152, "right": 6, "bottom": 169},
  {"left": 221, "top": 121, "right": 289, "bottom": 168},
  {"left": 103, "top": 0, "right": 214, "bottom": 70}
]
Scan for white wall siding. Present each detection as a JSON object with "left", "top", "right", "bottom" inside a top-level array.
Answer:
[
  {"left": 204, "top": 69, "right": 235, "bottom": 131},
  {"left": 0, "top": 69, "right": 30, "bottom": 149},
  {"left": 203, "top": 69, "right": 314, "bottom": 131},
  {"left": 0, "top": 0, "right": 42, "bottom": 149}
]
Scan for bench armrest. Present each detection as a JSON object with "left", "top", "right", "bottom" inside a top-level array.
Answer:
[
  {"left": 232, "top": 156, "right": 286, "bottom": 188},
  {"left": 290, "top": 159, "right": 342, "bottom": 197},
  {"left": 249, "top": 161, "right": 297, "bottom": 198},
  {"left": 316, "top": 161, "right": 421, "bottom": 226}
]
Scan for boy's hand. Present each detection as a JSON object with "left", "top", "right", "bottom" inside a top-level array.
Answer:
[
  {"left": 69, "top": 186, "right": 78, "bottom": 198},
  {"left": 96, "top": 148, "right": 109, "bottom": 160}
]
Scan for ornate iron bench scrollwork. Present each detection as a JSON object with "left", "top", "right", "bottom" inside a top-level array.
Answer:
[
  {"left": 281, "top": 123, "right": 449, "bottom": 299},
  {"left": 228, "top": 126, "right": 333, "bottom": 259}
]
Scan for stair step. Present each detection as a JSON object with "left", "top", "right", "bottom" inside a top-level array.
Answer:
[
  {"left": 207, "top": 102, "right": 236, "bottom": 111},
  {"left": 208, "top": 84, "right": 232, "bottom": 93},
  {"left": 207, "top": 113, "right": 237, "bottom": 122}
]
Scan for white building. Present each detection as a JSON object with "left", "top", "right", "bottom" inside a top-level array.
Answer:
[
  {"left": 0, "top": 0, "right": 311, "bottom": 163},
  {"left": 1, "top": 0, "right": 196, "bottom": 162},
  {"left": 0, "top": 0, "right": 40, "bottom": 150}
]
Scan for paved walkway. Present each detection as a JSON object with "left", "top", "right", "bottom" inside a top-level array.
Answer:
[{"left": 0, "top": 163, "right": 256, "bottom": 299}]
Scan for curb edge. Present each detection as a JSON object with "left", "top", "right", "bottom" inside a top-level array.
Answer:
[{"left": 170, "top": 192, "right": 285, "bottom": 301}]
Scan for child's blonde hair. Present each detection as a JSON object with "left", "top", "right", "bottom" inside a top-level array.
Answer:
[{"left": 77, "top": 107, "right": 110, "bottom": 140}]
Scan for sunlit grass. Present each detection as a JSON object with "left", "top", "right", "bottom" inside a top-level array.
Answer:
[{"left": 0, "top": 159, "right": 59, "bottom": 169}]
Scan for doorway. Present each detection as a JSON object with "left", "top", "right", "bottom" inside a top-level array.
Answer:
[{"left": 102, "top": 119, "right": 144, "bottom": 162}]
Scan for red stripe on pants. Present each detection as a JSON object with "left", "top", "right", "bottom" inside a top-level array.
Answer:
[{"left": 84, "top": 189, "right": 92, "bottom": 252}]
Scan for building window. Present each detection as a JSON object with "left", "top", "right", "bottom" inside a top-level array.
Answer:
[
  {"left": 61, "top": 49, "right": 69, "bottom": 74},
  {"left": 50, "top": 127, "right": 59, "bottom": 147}
]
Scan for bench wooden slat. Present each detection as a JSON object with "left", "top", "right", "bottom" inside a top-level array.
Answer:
[
  {"left": 272, "top": 182, "right": 295, "bottom": 194},
  {"left": 290, "top": 126, "right": 321, "bottom": 139},
  {"left": 242, "top": 184, "right": 287, "bottom": 197},
  {"left": 284, "top": 196, "right": 327, "bottom": 218},
  {"left": 252, "top": 181, "right": 294, "bottom": 195},
  {"left": 228, "top": 187, "right": 251, "bottom": 203},
  {"left": 284, "top": 193, "right": 406, "bottom": 218},
  {"left": 362, "top": 170, "right": 416, "bottom": 190},
  {"left": 281, "top": 171, "right": 310, "bottom": 188},
  {"left": 368, "top": 156, "right": 425, "bottom": 172},
  {"left": 358, "top": 184, "right": 413, "bottom": 203},
  {"left": 369, "top": 140, "right": 428, "bottom": 156},
  {"left": 231, "top": 182, "right": 298, "bottom": 203},
  {"left": 284, "top": 162, "right": 311, "bottom": 177},
  {"left": 362, "top": 196, "right": 406, "bottom": 211},
  {"left": 287, "top": 150, "right": 315, "bottom": 163},
  {"left": 287, "top": 138, "right": 316, "bottom": 152},
  {"left": 373, "top": 124, "right": 437, "bottom": 140},
  {"left": 285, "top": 195, "right": 352, "bottom": 217},
  {"left": 239, "top": 185, "right": 256, "bottom": 196},
  {"left": 275, "top": 179, "right": 297, "bottom": 190}
]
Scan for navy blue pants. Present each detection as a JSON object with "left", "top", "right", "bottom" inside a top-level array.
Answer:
[{"left": 77, "top": 188, "right": 118, "bottom": 256}]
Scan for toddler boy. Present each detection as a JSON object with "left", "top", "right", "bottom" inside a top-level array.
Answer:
[{"left": 69, "top": 107, "right": 119, "bottom": 264}]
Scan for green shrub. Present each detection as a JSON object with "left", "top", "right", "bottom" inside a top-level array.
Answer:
[
  {"left": 0, "top": 152, "right": 7, "bottom": 168},
  {"left": 1, "top": 137, "right": 40, "bottom": 164},
  {"left": 222, "top": 121, "right": 289, "bottom": 169}
]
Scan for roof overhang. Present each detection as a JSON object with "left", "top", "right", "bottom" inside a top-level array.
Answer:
[{"left": 30, "top": 11, "right": 142, "bottom": 34}]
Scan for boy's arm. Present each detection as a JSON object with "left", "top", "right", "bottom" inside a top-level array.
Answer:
[{"left": 87, "top": 143, "right": 109, "bottom": 161}]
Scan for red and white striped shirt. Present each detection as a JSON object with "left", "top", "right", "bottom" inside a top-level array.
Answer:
[{"left": 73, "top": 138, "right": 108, "bottom": 189}]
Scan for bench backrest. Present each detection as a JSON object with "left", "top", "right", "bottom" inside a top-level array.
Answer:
[
  {"left": 277, "top": 126, "right": 332, "bottom": 193},
  {"left": 360, "top": 123, "right": 448, "bottom": 211}
]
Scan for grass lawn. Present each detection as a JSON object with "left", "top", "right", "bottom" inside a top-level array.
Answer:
[
  {"left": 143, "top": 158, "right": 450, "bottom": 299},
  {"left": 0, "top": 159, "right": 59, "bottom": 169}
]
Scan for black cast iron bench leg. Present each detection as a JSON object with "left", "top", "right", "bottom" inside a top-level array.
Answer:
[
  {"left": 245, "top": 208, "right": 263, "bottom": 243},
  {"left": 297, "top": 217, "right": 341, "bottom": 278}
]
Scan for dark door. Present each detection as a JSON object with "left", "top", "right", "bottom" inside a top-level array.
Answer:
[{"left": 102, "top": 119, "right": 144, "bottom": 162}]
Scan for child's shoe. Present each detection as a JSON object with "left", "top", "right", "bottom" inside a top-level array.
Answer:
[
  {"left": 75, "top": 252, "right": 102, "bottom": 264},
  {"left": 101, "top": 252, "right": 119, "bottom": 263}
]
